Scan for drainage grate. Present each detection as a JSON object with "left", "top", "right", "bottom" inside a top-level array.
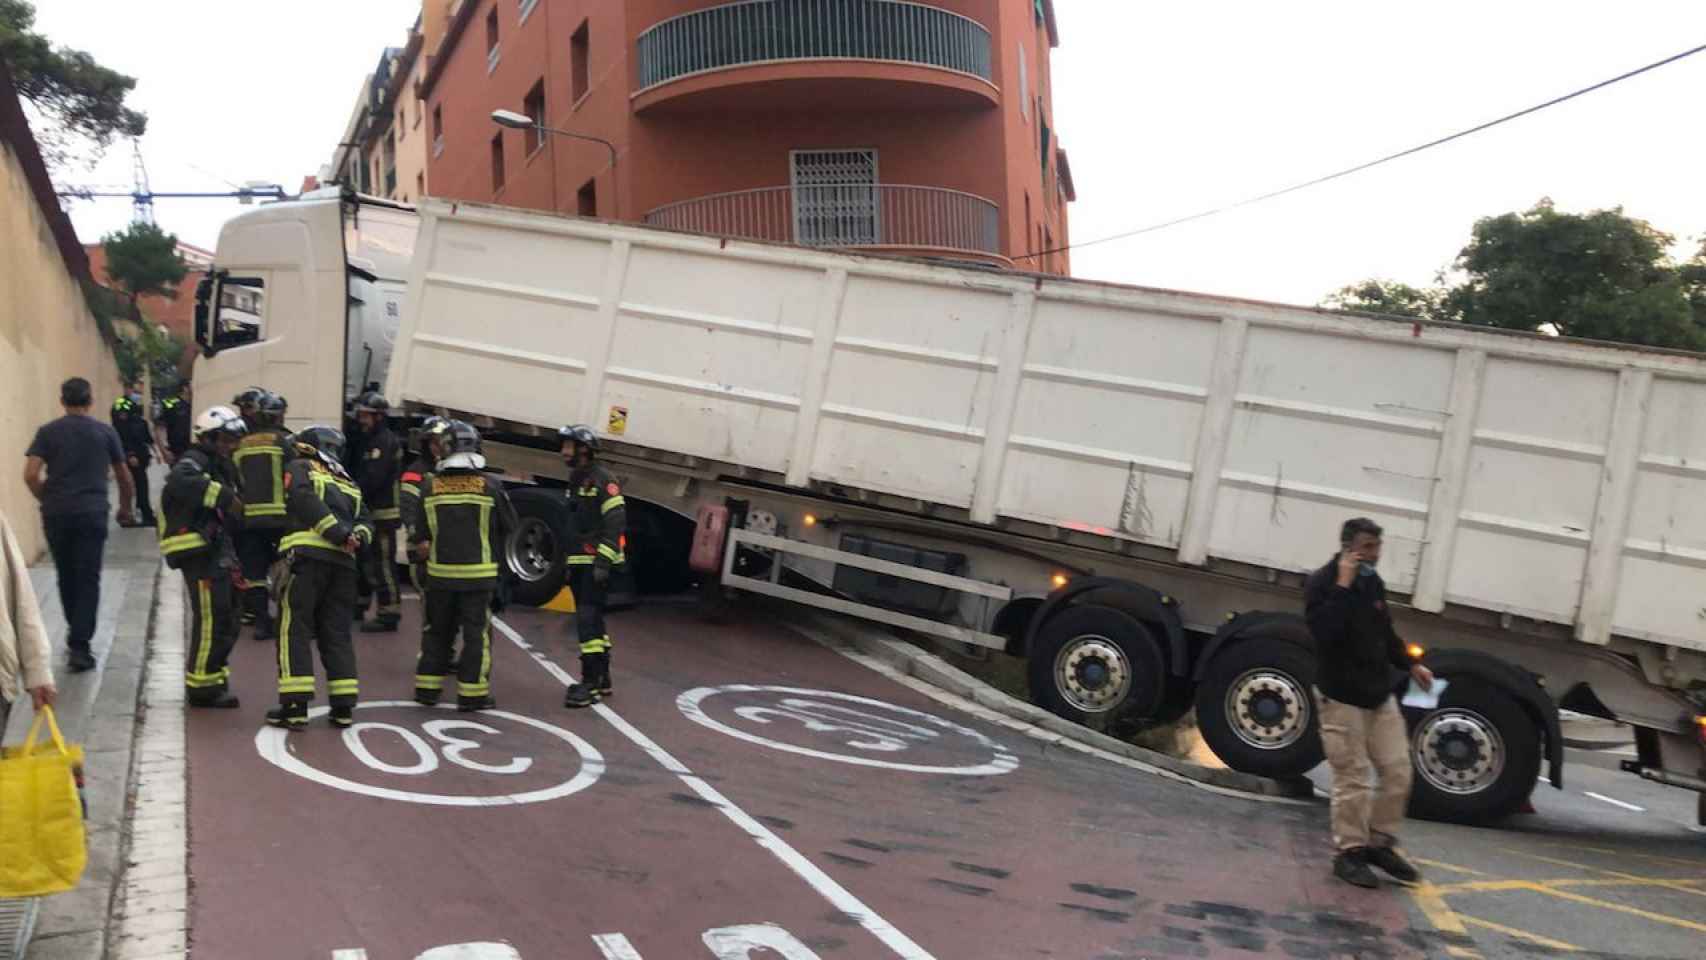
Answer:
[{"left": 0, "top": 897, "right": 38, "bottom": 960}]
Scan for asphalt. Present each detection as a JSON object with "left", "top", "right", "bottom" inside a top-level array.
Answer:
[{"left": 183, "top": 598, "right": 1428, "bottom": 959}]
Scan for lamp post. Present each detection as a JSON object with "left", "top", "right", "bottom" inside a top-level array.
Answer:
[{"left": 490, "top": 109, "right": 618, "bottom": 218}]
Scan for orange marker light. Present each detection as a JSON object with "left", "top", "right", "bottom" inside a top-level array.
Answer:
[
  {"left": 803, "top": 513, "right": 817, "bottom": 528},
  {"left": 1051, "top": 573, "right": 1069, "bottom": 589},
  {"left": 1406, "top": 643, "right": 1425, "bottom": 660},
  {"left": 1695, "top": 715, "right": 1706, "bottom": 746}
]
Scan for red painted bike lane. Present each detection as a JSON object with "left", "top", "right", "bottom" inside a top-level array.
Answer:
[{"left": 185, "top": 598, "right": 1424, "bottom": 959}]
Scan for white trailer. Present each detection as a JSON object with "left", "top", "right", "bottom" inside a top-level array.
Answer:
[{"left": 193, "top": 191, "right": 1706, "bottom": 824}]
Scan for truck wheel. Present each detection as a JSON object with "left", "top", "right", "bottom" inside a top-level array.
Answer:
[
  {"left": 1027, "top": 605, "right": 1165, "bottom": 724},
  {"left": 1407, "top": 677, "right": 1541, "bottom": 824},
  {"left": 505, "top": 488, "right": 568, "bottom": 608},
  {"left": 1195, "top": 637, "right": 1324, "bottom": 778}
]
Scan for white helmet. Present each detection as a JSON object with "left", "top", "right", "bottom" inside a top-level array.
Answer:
[{"left": 193, "top": 405, "right": 248, "bottom": 443}]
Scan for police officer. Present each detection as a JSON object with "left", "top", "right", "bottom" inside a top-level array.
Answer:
[
  {"left": 558, "top": 425, "right": 625, "bottom": 708},
  {"left": 270, "top": 427, "right": 372, "bottom": 730},
  {"left": 158, "top": 405, "right": 247, "bottom": 709},
  {"left": 351, "top": 392, "right": 404, "bottom": 632},
  {"left": 409, "top": 422, "right": 516, "bottom": 712},
  {"left": 233, "top": 390, "right": 291, "bottom": 640},
  {"left": 155, "top": 381, "right": 192, "bottom": 466},
  {"left": 398, "top": 416, "right": 452, "bottom": 597},
  {"left": 112, "top": 388, "right": 157, "bottom": 527}
]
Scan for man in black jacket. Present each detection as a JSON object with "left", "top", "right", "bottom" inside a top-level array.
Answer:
[{"left": 1304, "top": 517, "right": 1434, "bottom": 889}]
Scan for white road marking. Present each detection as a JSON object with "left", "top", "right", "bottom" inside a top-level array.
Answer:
[
  {"left": 492, "top": 616, "right": 938, "bottom": 960},
  {"left": 331, "top": 951, "right": 368, "bottom": 959},
  {"left": 1583, "top": 791, "right": 1646, "bottom": 812},
  {"left": 678, "top": 684, "right": 1018, "bottom": 775},
  {"left": 592, "top": 933, "right": 645, "bottom": 959},
  {"left": 702, "top": 923, "right": 825, "bottom": 958}
]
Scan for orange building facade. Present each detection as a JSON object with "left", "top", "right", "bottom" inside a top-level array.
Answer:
[{"left": 420, "top": 0, "right": 1072, "bottom": 273}]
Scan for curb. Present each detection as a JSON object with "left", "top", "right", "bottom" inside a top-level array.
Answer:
[{"left": 792, "top": 612, "right": 1313, "bottom": 800}]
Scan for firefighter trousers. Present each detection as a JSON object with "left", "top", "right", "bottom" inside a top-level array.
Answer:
[
  {"left": 416, "top": 589, "right": 493, "bottom": 702},
  {"left": 236, "top": 528, "right": 283, "bottom": 632},
  {"left": 278, "top": 556, "right": 359, "bottom": 707},
  {"left": 183, "top": 567, "right": 238, "bottom": 702},
  {"left": 568, "top": 565, "right": 613, "bottom": 685},
  {"left": 359, "top": 520, "right": 401, "bottom": 618}
]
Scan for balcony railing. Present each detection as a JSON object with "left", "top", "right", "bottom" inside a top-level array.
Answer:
[
  {"left": 636, "top": 0, "right": 993, "bottom": 92},
  {"left": 643, "top": 184, "right": 1001, "bottom": 258}
]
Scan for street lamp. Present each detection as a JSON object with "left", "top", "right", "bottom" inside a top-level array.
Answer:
[{"left": 490, "top": 109, "right": 618, "bottom": 218}]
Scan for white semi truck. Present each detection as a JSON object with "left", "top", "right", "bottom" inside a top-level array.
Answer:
[{"left": 192, "top": 189, "right": 1706, "bottom": 825}]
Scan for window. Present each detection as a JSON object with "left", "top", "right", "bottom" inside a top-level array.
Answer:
[
  {"left": 491, "top": 132, "right": 506, "bottom": 193},
  {"left": 523, "top": 78, "right": 546, "bottom": 155},
  {"left": 486, "top": 7, "right": 500, "bottom": 72},
  {"left": 432, "top": 104, "right": 444, "bottom": 157},
  {"left": 1018, "top": 44, "right": 1028, "bottom": 122},
  {"left": 577, "top": 179, "right": 597, "bottom": 217},
  {"left": 570, "top": 20, "right": 590, "bottom": 103},
  {"left": 519, "top": 0, "right": 539, "bottom": 23},
  {"left": 211, "top": 277, "right": 265, "bottom": 350},
  {"left": 791, "top": 149, "right": 878, "bottom": 246}
]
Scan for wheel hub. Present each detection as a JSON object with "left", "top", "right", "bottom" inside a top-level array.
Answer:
[
  {"left": 1054, "top": 635, "right": 1132, "bottom": 714},
  {"left": 1414, "top": 709, "right": 1504, "bottom": 795},
  {"left": 506, "top": 518, "right": 555, "bottom": 583},
  {"left": 1225, "top": 669, "right": 1309, "bottom": 750}
]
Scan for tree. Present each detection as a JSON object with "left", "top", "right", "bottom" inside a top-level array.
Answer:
[
  {"left": 1446, "top": 200, "right": 1703, "bottom": 351},
  {"left": 101, "top": 221, "right": 187, "bottom": 305},
  {"left": 1322, "top": 279, "right": 1445, "bottom": 321},
  {"left": 0, "top": 0, "right": 147, "bottom": 168}
]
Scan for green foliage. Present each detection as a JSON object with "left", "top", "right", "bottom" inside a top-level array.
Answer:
[
  {"left": 1321, "top": 279, "right": 1444, "bottom": 321},
  {"left": 0, "top": 0, "right": 146, "bottom": 168},
  {"left": 111, "top": 320, "right": 181, "bottom": 387},
  {"left": 1325, "top": 201, "right": 1706, "bottom": 353},
  {"left": 101, "top": 221, "right": 187, "bottom": 303}
]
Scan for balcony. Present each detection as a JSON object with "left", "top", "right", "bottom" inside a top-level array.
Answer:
[
  {"left": 634, "top": 0, "right": 996, "bottom": 113},
  {"left": 643, "top": 184, "right": 1004, "bottom": 264}
]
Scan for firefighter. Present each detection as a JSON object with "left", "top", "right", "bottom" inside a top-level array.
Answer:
[
  {"left": 111, "top": 389, "right": 157, "bottom": 527},
  {"left": 158, "top": 405, "right": 247, "bottom": 708},
  {"left": 155, "top": 381, "right": 192, "bottom": 466},
  {"left": 351, "top": 391, "right": 404, "bottom": 632},
  {"left": 409, "top": 421, "right": 516, "bottom": 711},
  {"left": 233, "top": 390, "right": 291, "bottom": 640},
  {"left": 557, "top": 424, "right": 625, "bottom": 708},
  {"left": 232, "top": 387, "right": 265, "bottom": 431},
  {"left": 270, "top": 426, "right": 372, "bottom": 730},
  {"left": 398, "top": 416, "right": 452, "bottom": 597}
]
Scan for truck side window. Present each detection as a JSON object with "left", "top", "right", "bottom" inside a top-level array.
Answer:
[{"left": 214, "top": 277, "right": 265, "bottom": 349}]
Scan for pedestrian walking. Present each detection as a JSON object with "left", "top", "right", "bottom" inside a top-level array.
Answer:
[
  {"left": 111, "top": 387, "right": 157, "bottom": 528},
  {"left": 0, "top": 507, "right": 55, "bottom": 727},
  {"left": 351, "top": 392, "right": 403, "bottom": 633},
  {"left": 1304, "top": 517, "right": 1434, "bottom": 889},
  {"left": 22, "top": 377, "right": 136, "bottom": 673},
  {"left": 233, "top": 390, "right": 291, "bottom": 640},
  {"left": 155, "top": 381, "right": 192, "bottom": 466},
  {"left": 557, "top": 425, "right": 624, "bottom": 708},
  {"left": 269, "top": 427, "right": 371, "bottom": 730},
  {"left": 409, "top": 422, "right": 514, "bottom": 711},
  {"left": 158, "top": 406, "right": 247, "bottom": 708}
]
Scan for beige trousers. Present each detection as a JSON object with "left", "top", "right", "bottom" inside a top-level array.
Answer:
[{"left": 1315, "top": 690, "right": 1413, "bottom": 851}]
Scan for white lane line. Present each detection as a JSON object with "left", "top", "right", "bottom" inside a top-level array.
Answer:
[
  {"left": 1583, "top": 791, "right": 1645, "bottom": 812},
  {"left": 592, "top": 932, "right": 645, "bottom": 959},
  {"left": 330, "top": 951, "right": 369, "bottom": 959},
  {"left": 491, "top": 616, "right": 937, "bottom": 960}
]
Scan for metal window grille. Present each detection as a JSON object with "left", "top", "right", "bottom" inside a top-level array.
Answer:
[{"left": 791, "top": 150, "right": 879, "bottom": 246}]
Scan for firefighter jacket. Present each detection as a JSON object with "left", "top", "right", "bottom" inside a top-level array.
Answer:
[
  {"left": 233, "top": 429, "right": 292, "bottom": 529},
  {"left": 412, "top": 469, "right": 516, "bottom": 591},
  {"left": 567, "top": 464, "right": 626, "bottom": 572},
  {"left": 111, "top": 397, "right": 153, "bottom": 463},
  {"left": 281, "top": 457, "right": 373, "bottom": 569},
  {"left": 356, "top": 425, "right": 403, "bottom": 525},
  {"left": 158, "top": 396, "right": 192, "bottom": 453},
  {"left": 398, "top": 454, "right": 431, "bottom": 538},
  {"left": 158, "top": 447, "right": 241, "bottom": 572}
]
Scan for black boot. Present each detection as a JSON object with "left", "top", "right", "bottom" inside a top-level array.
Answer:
[
  {"left": 189, "top": 691, "right": 241, "bottom": 709},
  {"left": 591, "top": 652, "right": 613, "bottom": 699},
  {"left": 563, "top": 683, "right": 601, "bottom": 709},
  {"left": 458, "top": 694, "right": 497, "bottom": 713},
  {"left": 359, "top": 614, "right": 400, "bottom": 634},
  {"left": 1333, "top": 848, "right": 1380, "bottom": 889},
  {"left": 1364, "top": 845, "right": 1421, "bottom": 884},
  {"left": 415, "top": 688, "right": 442, "bottom": 707},
  {"left": 329, "top": 704, "right": 355, "bottom": 728},
  {"left": 266, "top": 703, "right": 308, "bottom": 730}
]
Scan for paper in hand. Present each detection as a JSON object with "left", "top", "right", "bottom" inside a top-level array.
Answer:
[{"left": 1401, "top": 676, "right": 1448, "bottom": 710}]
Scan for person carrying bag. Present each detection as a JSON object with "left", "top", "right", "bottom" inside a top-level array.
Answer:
[{"left": 0, "top": 704, "right": 87, "bottom": 897}]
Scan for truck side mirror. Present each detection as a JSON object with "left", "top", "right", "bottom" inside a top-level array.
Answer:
[{"left": 193, "top": 273, "right": 218, "bottom": 357}]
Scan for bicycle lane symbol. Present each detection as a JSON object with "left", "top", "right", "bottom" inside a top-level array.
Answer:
[{"left": 255, "top": 700, "right": 606, "bottom": 806}]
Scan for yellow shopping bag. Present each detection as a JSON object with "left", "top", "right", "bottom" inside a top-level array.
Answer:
[{"left": 0, "top": 705, "right": 88, "bottom": 897}]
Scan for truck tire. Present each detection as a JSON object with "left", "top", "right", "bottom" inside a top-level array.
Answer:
[
  {"left": 504, "top": 488, "right": 569, "bottom": 608},
  {"left": 1028, "top": 605, "right": 1165, "bottom": 724},
  {"left": 1406, "top": 676, "right": 1541, "bottom": 824},
  {"left": 1195, "top": 636, "right": 1324, "bottom": 778}
]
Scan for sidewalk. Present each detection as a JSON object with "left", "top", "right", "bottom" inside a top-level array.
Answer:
[{"left": 1, "top": 526, "right": 164, "bottom": 960}]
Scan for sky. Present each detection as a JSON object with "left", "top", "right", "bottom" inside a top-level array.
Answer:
[{"left": 33, "top": 1, "right": 1706, "bottom": 307}]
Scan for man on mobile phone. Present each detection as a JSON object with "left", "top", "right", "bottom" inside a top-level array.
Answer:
[{"left": 1305, "top": 517, "right": 1435, "bottom": 889}]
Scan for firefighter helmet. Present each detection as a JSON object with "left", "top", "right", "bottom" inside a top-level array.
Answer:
[
  {"left": 256, "top": 390, "right": 288, "bottom": 427},
  {"left": 353, "top": 390, "right": 389, "bottom": 415},
  {"left": 293, "top": 425, "right": 347, "bottom": 465},
  {"left": 192, "top": 405, "right": 248, "bottom": 443},
  {"left": 557, "top": 424, "right": 599, "bottom": 453}
]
